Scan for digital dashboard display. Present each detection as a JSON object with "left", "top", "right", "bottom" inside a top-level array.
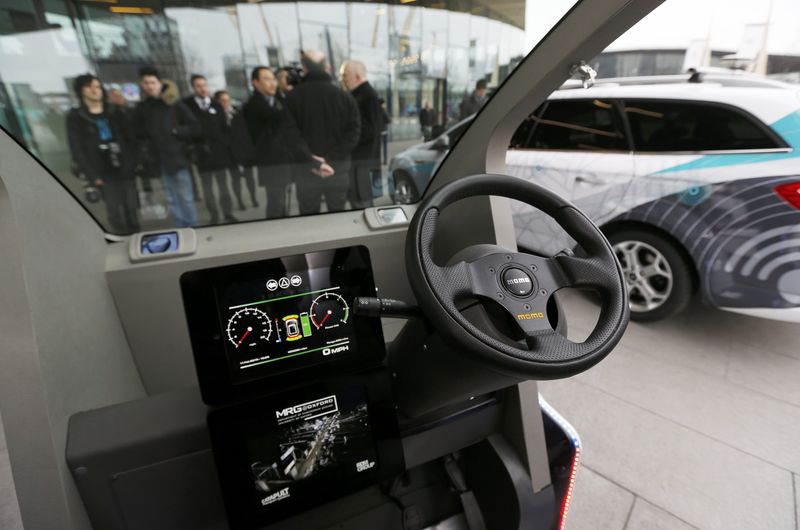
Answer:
[
  {"left": 216, "top": 268, "right": 359, "bottom": 385},
  {"left": 181, "top": 246, "right": 385, "bottom": 405}
]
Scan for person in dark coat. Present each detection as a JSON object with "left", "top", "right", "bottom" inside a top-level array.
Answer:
[
  {"left": 340, "top": 60, "right": 381, "bottom": 208},
  {"left": 183, "top": 74, "right": 237, "bottom": 223},
  {"left": 243, "top": 66, "right": 333, "bottom": 219},
  {"left": 419, "top": 100, "right": 435, "bottom": 141},
  {"left": 214, "top": 90, "right": 259, "bottom": 210},
  {"left": 459, "top": 79, "right": 488, "bottom": 120},
  {"left": 132, "top": 66, "right": 200, "bottom": 228},
  {"left": 66, "top": 73, "right": 139, "bottom": 233},
  {"left": 378, "top": 98, "right": 391, "bottom": 164},
  {"left": 286, "top": 50, "right": 360, "bottom": 215}
]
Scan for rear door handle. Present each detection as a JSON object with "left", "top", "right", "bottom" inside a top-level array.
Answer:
[{"left": 575, "top": 175, "right": 607, "bottom": 186}]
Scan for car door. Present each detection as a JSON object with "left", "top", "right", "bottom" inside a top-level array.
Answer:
[{"left": 506, "top": 97, "right": 635, "bottom": 252}]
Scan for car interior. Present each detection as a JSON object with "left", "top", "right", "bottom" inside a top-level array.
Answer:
[{"left": 0, "top": 0, "right": 665, "bottom": 528}]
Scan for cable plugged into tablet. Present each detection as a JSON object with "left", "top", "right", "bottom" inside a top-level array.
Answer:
[{"left": 354, "top": 297, "right": 422, "bottom": 319}]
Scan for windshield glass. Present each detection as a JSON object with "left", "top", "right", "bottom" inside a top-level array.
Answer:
[{"left": 0, "top": 0, "right": 578, "bottom": 235}]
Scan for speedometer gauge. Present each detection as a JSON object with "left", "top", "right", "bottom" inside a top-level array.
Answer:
[
  {"left": 226, "top": 308, "right": 272, "bottom": 348},
  {"left": 310, "top": 292, "right": 349, "bottom": 330}
]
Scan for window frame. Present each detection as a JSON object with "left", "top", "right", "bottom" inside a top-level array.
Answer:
[{"left": 619, "top": 98, "right": 792, "bottom": 155}]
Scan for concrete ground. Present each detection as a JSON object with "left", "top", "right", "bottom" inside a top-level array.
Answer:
[{"left": 544, "top": 291, "right": 800, "bottom": 530}]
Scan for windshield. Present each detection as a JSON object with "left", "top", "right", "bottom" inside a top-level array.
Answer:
[{"left": 0, "top": 0, "right": 578, "bottom": 235}]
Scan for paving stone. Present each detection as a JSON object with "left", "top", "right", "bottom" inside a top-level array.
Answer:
[
  {"left": 557, "top": 291, "right": 731, "bottom": 377},
  {"left": 727, "top": 343, "right": 800, "bottom": 407},
  {"left": 565, "top": 466, "right": 634, "bottom": 530},
  {"left": 573, "top": 344, "right": 800, "bottom": 474},
  {"left": 693, "top": 306, "right": 800, "bottom": 362},
  {"left": 625, "top": 497, "right": 697, "bottom": 530},
  {"left": 540, "top": 380, "right": 795, "bottom": 530}
]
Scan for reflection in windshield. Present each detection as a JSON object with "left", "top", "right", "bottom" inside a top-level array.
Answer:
[{"left": 0, "top": 0, "right": 560, "bottom": 234}]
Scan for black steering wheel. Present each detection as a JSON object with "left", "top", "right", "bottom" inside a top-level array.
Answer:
[{"left": 406, "top": 174, "right": 629, "bottom": 379}]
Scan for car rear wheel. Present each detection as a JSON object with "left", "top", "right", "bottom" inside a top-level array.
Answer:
[
  {"left": 607, "top": 228, "right": 694, "bottom": 322},
  {"left": 392, "top": 171, "right": 420, "bottom": 204}
]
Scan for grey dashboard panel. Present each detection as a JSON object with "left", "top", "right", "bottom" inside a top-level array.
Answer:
[{"left": 105, "top": 207, "right": 429, "bottom": 395}]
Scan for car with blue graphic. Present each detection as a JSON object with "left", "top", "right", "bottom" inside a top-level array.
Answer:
[{"left": 391, "top": 73, "right": 800, "bottom": 322}]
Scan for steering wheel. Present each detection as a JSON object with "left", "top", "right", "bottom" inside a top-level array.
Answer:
[{"left": 406, "top": 174, "right": 629, "bottom": 379}]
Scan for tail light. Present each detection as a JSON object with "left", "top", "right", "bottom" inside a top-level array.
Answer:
[{"left": 775, "top": 182, "right": 800, "bottom": 210}]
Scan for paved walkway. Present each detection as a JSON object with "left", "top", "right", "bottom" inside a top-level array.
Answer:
[{"left": 543, "top": 291, "right": 800, "bottom": 530}]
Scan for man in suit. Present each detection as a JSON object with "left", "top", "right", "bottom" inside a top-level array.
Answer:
[
  {"left": 243, "top": 66, "right": 333, "bottom": 219},
  {"left": 214, "top": 90, "right": 259, "bottom": 211},
  {"left": 183, "top": 74, "right": 237, "bottom": 223}
]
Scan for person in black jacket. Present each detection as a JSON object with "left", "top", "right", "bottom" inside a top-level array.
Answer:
[
  {"left": 66, "top": 74, "right": 139, "bottom": 233},
  {"left": 339, "top": 60, "right": 381, "bottom": 208},
  {"left": 286, "top": 50, "right": 360, "bottom": 215},
  {"left": 183, "top": 74, "right": 236, "bottom": 223},
  {"left": 243, "top": 66, "right": 333, "bottom": 219},
  {"left": 215, "top": 90, "right": 259, "bottom": 210},
  {"left": 133, "top": 67, "right": 200, "bottom": 228},
  {"left": 419, "top": 100, "right": 435, "bottom": 141},
  {"left": 459, "top": 79, "right": 488, "bottom": 120}
]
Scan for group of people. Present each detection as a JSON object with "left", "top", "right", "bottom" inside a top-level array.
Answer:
[{"left": 66, "top": 50, "right": 388, "bottom": 233}]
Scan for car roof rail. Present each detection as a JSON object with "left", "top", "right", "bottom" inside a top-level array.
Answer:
[{"left": 560, "top": 69, "right": 794, "bottom": 90}]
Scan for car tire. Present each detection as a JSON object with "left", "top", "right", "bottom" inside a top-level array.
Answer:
[
  {"left": 606, "top": 227, "right": 695, "bottom": 322},
  {"left": 392, "top": 171, "right": 420, "bottom": 204}
]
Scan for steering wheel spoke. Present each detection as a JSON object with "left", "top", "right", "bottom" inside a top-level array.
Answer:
[
  {"left": 437, "top": 261, "right": 474, "bottom": 303},
  {"left": 523, "top": 328, "right": 572, "bottom": 352},
  {"left": 551, "top": 255, "right": 614, "bottom": 293}
]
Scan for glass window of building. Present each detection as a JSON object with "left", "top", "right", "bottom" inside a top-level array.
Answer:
[{"left": 0, "top": 0, "right": 577, "bottom": 235}]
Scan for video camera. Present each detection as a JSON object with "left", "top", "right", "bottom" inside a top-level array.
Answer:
[{"left": 278, "top": 65, "right": 303, "bottom": 87}]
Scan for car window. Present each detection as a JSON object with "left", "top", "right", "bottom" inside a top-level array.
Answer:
[
  {"left": 509, "top": 102, "right": 547, "bottom": 149},
  {"left": 0, "top": 0, "right": 578, "bottom": 235},
  {"left": 526, "top": 99, "right": 628, "bottom": 151},
  {"left": 623, "top": 100, "right": 782, "bottom": 152}
]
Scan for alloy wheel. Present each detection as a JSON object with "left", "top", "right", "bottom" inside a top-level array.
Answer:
[{"left": 613, "top": 240, "right": 673, "bottom": 313}]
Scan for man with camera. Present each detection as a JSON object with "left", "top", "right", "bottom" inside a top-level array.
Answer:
[
  {"left": 66, "top": 73, "right": 139, "bottom": 233},
  {"left": 276, "top": 67, "right": 298, "bottom": 103}
]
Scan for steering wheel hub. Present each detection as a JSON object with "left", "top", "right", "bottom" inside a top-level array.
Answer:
[{"left": 501, "top": 266, "right": 536, "bottom": 297}]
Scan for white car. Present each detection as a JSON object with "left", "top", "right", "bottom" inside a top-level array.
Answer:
[{"left": 393, "top": 73, "right": 800, "bottom": 322}]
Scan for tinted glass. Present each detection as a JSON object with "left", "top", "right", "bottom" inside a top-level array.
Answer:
[
  {"left": 527, "top": 99, "right": 627, "bottom": 151},
  {"left": 509, "top": 102, "right": 546, "bottom": 149},
  {"left": 0, "top": 0, "right": 579, "bottom": 235},
  {"left": 624, "top": 100, "right": 781, "bottom": 152}
]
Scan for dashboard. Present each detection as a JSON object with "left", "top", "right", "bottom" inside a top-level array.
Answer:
[{"left": 180, "top": 245, "right": 403, "bottom": 527}]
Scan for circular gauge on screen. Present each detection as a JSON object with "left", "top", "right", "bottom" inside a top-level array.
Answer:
[
  {"left": 226, "top": 308, "right": 272, "bottom": 348},
  {"left": 310, "top": 292, "right": 350, "bottom": 329}
]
